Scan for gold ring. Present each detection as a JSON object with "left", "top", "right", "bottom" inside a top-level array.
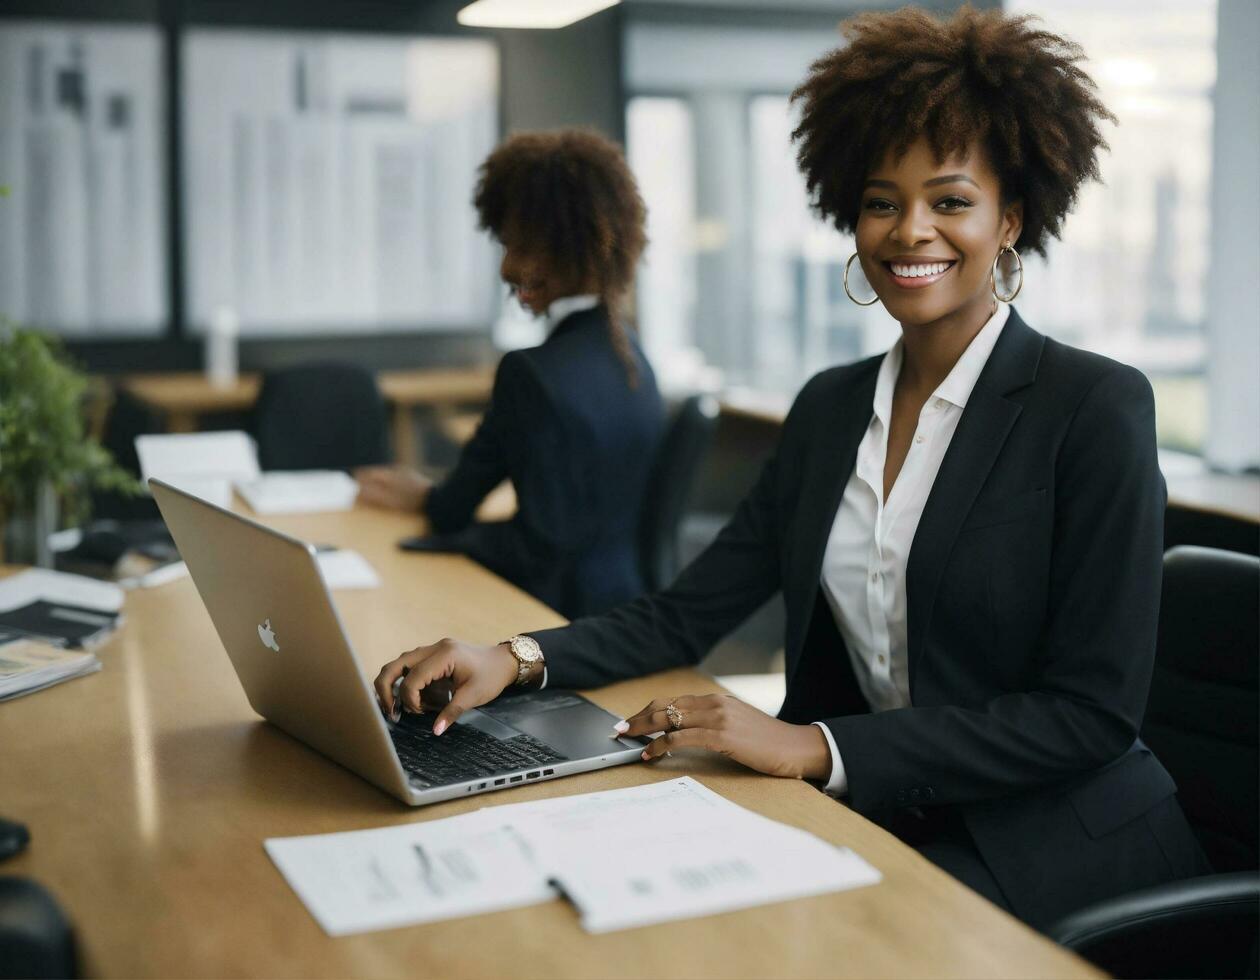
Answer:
[{"left": 665, "top": 700, "right": 684, "bottom": 731}]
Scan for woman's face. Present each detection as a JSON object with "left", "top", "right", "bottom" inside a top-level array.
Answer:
[
  {"left": 499, "top": 240, "right": 582, "bottom": 317},
  {"left": 855, "top": 138, "right": 1022, "bottom": 328}
]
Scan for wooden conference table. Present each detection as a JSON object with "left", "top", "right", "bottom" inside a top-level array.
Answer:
[{"left": 1, "top": 506, "right": 1098, "bottom": 979}]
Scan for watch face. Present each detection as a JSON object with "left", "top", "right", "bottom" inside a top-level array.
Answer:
[{"left": 514, "top": 635, "right": 542, "bottom": 663}]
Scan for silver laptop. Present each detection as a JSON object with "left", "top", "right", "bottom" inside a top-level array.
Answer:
[{"left": 150, "top": 478, "right": 647, "bottom": 806}]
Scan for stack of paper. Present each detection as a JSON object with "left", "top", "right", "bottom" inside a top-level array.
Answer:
[
  {"left": 236, "top": 471, "right": 359, "bottom": 515},
  {"left": 136, "top": 431, "right": 361, "bottom": 515},
  {"left": 265, "top": 777, "right": 881, "bottom": 937},
  {"left": 0, "top": 569, "right": 125, "bottom": 649},
  {"left": 0, "top": 638, "right": 102, "bottom": 701},
  {"left": 314, "top": 549, "right": 381, "bottom": 590},
  {"left": 136, "top": 431, "right": 261, "bottom": 509}
]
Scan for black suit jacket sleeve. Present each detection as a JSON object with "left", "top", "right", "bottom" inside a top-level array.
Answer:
[
  {"left": 426, "top": 350, "right": 599, "bottom": 551},
  {"left": 530, "top": 443, "right": 785, "bottom": 689},
  {"left": 425, "top": 354, "right": 523, "bottom": 534},
  {"left": 825, "top": 364, "right": 1166, "bottom": 814}
]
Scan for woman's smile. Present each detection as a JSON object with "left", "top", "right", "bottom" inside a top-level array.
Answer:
[{"left": 880, "top": 256, "right": 958, "bottom": 290}]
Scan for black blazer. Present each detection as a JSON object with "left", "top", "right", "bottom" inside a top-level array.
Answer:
[
  {"left": 532, "top": 309, "right": 1207, "bottom": 926},
  {"left": 425, "top": 305, "right": 664, "bottom": 619}
]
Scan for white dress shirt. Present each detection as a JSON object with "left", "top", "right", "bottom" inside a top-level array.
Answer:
[
  {"left": 546, "top": 293, "right": 600, "bottom": 331},
  {"left": 812, "top": 303, "right": 1011, "bottom": 795}
]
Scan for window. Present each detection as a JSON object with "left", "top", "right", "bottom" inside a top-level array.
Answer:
[{"left": 1008, "top": 0, "right": 1217, "bottom": 453}]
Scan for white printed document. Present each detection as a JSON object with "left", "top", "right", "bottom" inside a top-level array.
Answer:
[
  {"left": 315, "top": 549, "right": 380, "bottom": 590},
  {"left": 265, "top": 777, "right": 880, "bottom": 937},
  {"left": 264, "top": 812, "right": 554, "bottom": 936},
  {"left": 493, "top": 777, "right": 883, "bottom": 933}
]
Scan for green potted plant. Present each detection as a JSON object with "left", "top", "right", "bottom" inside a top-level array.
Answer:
[{"left": 0, "top": 322, "right": 138, "bottom": 567}]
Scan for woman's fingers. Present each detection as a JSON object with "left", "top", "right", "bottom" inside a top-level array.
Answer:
[
  {"left": 419, "top": 676, "right": 456, "bottom": 711},
  {"left": 640, "top": 728, "right": 724, "bottom": 761},
  {"left": 622, "top": 707, "right": 670, "bottom": 738},
  {"left": 431, "top": 680, "right": 485, "bottom": 736},
  {"left": 373, "top": 654, "right": 415, "bottom": 715},
  {"left": 621, "top": 694, "right": 714, "bottom": 737},
  {"left": 396, "top": 649, "right": 458, "bottom": 713},
  {"left": 373, "top": 642, "right": 448, "bottom": 715}
]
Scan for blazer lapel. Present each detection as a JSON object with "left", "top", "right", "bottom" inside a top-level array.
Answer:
[
  {"left": 905, "top": 309, "right": 1045, "bottom": 681},
  {"left": 784, "top": 360, "right": 880, "bottom": 682}
]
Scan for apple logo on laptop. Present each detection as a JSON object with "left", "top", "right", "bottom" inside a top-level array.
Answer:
[{"left": 257, "top": 618, "right": 280, "bottom": 652}]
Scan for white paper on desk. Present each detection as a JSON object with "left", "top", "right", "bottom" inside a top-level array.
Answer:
[
  {"left": 264, "top": 812, "right": 555, "bottom": 937},
  {"left": 136, "top": 431, "right": 260, "bottom": 508},
  {"left": 0, "top": 568, "right": 125, "bottom": 614},
  {"left": 315, "top": 549, "right": 380, "bottom": 590},
  {"left": 236, "top": 470, "right": 359, "bottom": 515},
  {"left": 489, "top": 777, "right": 882, "bottom": 934}
]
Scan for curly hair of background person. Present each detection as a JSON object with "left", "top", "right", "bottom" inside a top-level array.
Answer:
[{"left": 473, "top": 129, "right": 648, "bottom": 382}]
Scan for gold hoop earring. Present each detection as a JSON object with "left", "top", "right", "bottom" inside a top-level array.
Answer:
[
  {"left": 844, "top": 253, "right": 879, "bottom": 306},
  {"left": 992, "top": 242, "right": 1023, "bottom": 303}
]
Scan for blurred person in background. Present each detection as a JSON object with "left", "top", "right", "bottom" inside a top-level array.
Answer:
[{"left": 358, "top": 130, "right": 664, "bottom": 619}]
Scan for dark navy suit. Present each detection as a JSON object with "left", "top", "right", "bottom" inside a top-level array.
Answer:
[
  {"left": 531, "top": 309, "right": 1208, "bottom": 927},
  {"left": 425, "top": 305, "right": 664, "bottom": 619}
]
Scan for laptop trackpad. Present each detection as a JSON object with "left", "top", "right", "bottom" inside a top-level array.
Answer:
[
  {"left": 455, "top": 708, "right": 519, "bottom": 741},
  {"left": 484, "top": 694, "right": 642, "bottom": 758}
]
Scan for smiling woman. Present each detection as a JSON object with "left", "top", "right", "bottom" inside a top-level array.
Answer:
[{"left": 373, "top": 7, "right": 1210, "bottom": 931}]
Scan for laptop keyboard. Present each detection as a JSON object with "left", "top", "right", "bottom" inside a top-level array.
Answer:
[{"left": 390, "top": 714, "right": 568, "bottom": 788}]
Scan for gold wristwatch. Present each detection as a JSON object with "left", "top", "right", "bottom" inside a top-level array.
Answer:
[{"left": 504, "top": 634, "right": 544, "bottom": 686}]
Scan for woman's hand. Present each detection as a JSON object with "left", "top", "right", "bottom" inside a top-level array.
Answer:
[
  {"left": 619, "top": 694, "right": 833, "bottom": 781},
  {"left": 374, "top": 639, "right": 518, "bottom": 734},
  {"left": 355, "top": 466, "right": 432, "bottom": 513}
]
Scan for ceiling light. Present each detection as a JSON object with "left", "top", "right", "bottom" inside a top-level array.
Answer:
[{"left": 457, "top": 0, "right": 621, "bottom": 29}]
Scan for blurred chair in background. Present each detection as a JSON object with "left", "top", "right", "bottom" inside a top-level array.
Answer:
[
  {"left": 0, "top": 877, "right": 77, "bottom": 980},
  {"left": 638, "top": 394, "right": 720, "bottom": 593},
  {"left": 1049, "top": 545, "right": 1260, "bottom": 979},
  {"left": 252, "top": 363, "right": 390, "bottom": 472}
]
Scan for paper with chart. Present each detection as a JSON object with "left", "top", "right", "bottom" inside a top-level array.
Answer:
[
  {"left": 264, "top": 811, "right": 553, "bottom": 936},
  {"left": 488, "top": 777, "right": 883, "bottom": 933}
]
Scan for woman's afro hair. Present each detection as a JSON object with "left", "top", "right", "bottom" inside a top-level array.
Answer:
[
  {"left": 790, "top": 4, "right": 1116, "bottom": 256},
  {"left": 473, "top": 128, "right": 647, "bottom": 303}
]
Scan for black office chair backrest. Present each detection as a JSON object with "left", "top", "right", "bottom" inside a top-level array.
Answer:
[
  {"left": 252, "top": 363, "right": 390, "bottom": 472},
  {"left": 638, "top": 394, "right": 720, "bottom": 593},
  {"left": 1143, "top": 545, "right": 1260, "bottom": 873},
  {"left": 0, "top": 877, "right": 77, "bottom": 979}
]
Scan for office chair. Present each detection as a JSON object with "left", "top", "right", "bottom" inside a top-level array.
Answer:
[
  {"left": 1048, "top": 546, "right": 1260, "bottom": 979},
  {"left": 252, "top": 363, "right": 391, "bottom": 471},
  {"left": 0, "top": 878, "right": 77, "bottom": 979},
  {"left": 638, "top": 394, "right": 720, "bottom": 593}
]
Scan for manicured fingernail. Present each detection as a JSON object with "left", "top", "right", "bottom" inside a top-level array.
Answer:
[
  {"left": 613, "top": 720, "right": 629, "bottom": 734},
  {"left": 433, "top": 720, "right": 447, "bottom": 736},
  {"left": 640, "top": 750, "right": 650, "bottom": 761}
]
